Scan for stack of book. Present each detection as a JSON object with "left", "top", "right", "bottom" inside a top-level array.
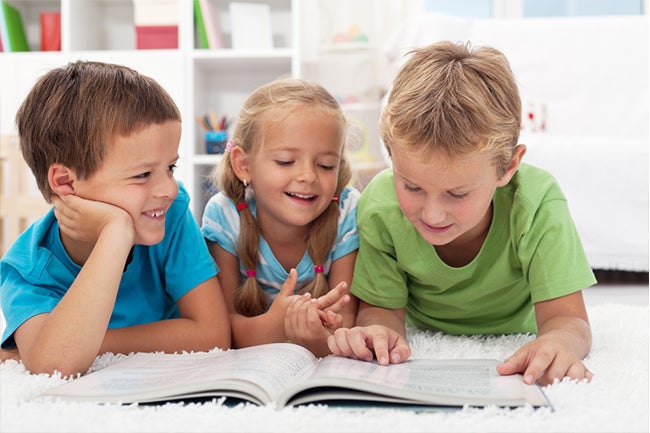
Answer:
[{"left": 132, "top": 0, "right": 179, "bottom": 49}]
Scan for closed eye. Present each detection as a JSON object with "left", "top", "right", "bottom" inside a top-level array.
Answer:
[
  {"left": 403, "top": 183, "right": 421, "bottom": 193},
  {"left": 134, "top": 172, "right": 151, "bottom": 179},
  {"left": 275, "top": 160, "right": 293, "bottom": 167},
  {"left": 448, "top": 191, "right": 468, "bottom": 199},
  {"left": 168, "top": 164, "right": 178, "bottom": 174}
]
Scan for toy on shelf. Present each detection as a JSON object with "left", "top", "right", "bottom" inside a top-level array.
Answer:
[{"left": 331, "top": 25, "right": 369, "bottom": 44}]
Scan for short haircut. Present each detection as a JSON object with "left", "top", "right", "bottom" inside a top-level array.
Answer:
[
  {"left": 16, "top": 60, "right": 181, "bottom": 201},
  {"left": 381, "top": 41, "right": 522, "bottom": 176}
]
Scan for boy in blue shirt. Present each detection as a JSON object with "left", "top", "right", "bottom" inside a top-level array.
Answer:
[{"left": 0, "top": 61, "right": 231, "bottom": 376}]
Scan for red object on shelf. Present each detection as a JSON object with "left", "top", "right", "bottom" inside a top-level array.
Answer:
[
  {"left": 135, "top": 25, "right": 178, "bottom": 49},
  {"left": 40, "top": 12, "right": 61, "bottom": 51}
]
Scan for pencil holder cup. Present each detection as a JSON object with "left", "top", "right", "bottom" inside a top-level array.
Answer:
[{"left": 205, "top": 130, "right": 228, "bottom": 154}]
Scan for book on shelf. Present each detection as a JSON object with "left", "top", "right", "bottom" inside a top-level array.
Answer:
[
  {"left": 40, "top": 11, "right": 61, "bottom": 51},
  {"left": 0, "top": 0, "right": 30, "bottom": 52},
  {"left": 132, "top": 0, "right": 179, "bottom": 49},
  {"left": 199, "top": 0, "right": 224, "bottom": 49},
  {"left": 193, "top": 0, "right": 208, "bottom": 49},
  {"left": 41, "top": 342, "right": 552, "bottom": 409}
]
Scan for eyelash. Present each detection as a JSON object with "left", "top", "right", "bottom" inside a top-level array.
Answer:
[
  {"left": 448, "top": 192, "right": 468, "bottom": 200},
  {"left": 403, "top": 184, "right": 468, "bottom": 199},
  {"left": 274, "top": 161, "right": 335, "bottom": 171},
  {"left": 134, "top": 164, "right": 177, "bottom": 179}
]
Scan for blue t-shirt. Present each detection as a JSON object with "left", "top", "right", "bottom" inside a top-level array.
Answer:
[
  {"left": 0, "top": 183, "right": 218, "bottom": 348},
  {"left": 201, "top": 186, "right": 360, "bottom": 297}
]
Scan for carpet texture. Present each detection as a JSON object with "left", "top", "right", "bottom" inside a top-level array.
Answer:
[{"left": 1, "top": 303, "right": 647, "bottom": 433}]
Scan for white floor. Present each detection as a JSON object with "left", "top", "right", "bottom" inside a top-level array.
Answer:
[{"left": 583, "top": 284, "right": 649, "bottom": 307}]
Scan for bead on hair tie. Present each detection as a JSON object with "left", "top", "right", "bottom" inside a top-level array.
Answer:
[
  {"left": 236, "top": 202, "right": 248, "bottom": 212},
  {"left": 246, "top": 269, "right": 256, "bottom": 278},
  {"left": 314, "top": 265, "right": 324, "bottom": 274},
  {"left": 331, "top": 195, "right": 340, "bottom": 203},
  {"left": 225, "top": 139, "right": 237, "bottom": 153}
]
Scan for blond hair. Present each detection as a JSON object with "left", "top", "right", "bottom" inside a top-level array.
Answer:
[
  {"left": 381, "top": 41, "right": 521, "bottom": 176},
  {"left": 16, "top": 61, "right": 181, "bottom": 202},
  {"left": 214, "top": 77, "right": 351, "bottom": 316}
]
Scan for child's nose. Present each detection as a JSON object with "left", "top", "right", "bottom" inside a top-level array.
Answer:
[
  {"left": 296, "top": 164, "right": 317, "bottom": 183},
  {"left": 421, "top": 199, "right": 446, "bottom": 225},
  {"left": 155, "top": 175, "right": 178, "bottom": 199}
]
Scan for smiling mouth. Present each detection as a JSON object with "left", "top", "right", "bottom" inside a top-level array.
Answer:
[
  {"left": 145, "top": 209, "right": 165, "bottom": 218},
  {"left": 286, "top": 192, "right": 316, "bottom": 201},
  {"left": 422, "top": 220, "right": 452, "bottom": 232}
]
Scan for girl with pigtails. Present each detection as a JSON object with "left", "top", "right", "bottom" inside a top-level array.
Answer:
[{"left": 201, "top": 77, "right": 360, "bottom": 356}]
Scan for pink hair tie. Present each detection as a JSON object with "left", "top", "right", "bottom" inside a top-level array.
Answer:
[
  {"left": 314, "top": 265, "right": 324, "bottom": 274},
  {"left": 246, "top": 269, "right": 256, "bottom": 278},
  {"left": 331, "top": 195, "right": 340, "bottom": 203},
  {"left": 236, "top": 202, "right": 248, "bottom": 212},
  {"left": 225, "top": 139, "right": 237, "bottom": 152}
]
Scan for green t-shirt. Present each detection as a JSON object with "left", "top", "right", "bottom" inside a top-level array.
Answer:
[{"left": 351, "top": 164, "right": 596, "bottom": 335}]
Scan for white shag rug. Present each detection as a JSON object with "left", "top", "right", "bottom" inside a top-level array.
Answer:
[{"left": 1, "top": 303, "right": 648, "bottom": 433}]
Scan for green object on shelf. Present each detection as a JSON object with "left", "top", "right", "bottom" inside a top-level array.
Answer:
[
  {"left": 193, "top": 0, "right": 208, "bottom": 49},
  {"left": 0, "top": 0, "right": 30, "bottom": 52}
]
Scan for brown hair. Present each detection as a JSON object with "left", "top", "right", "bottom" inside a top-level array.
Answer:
[
  {"left": 214, "top": 77, "right": 352, "bottom": 316},
  {"left": 16, "top": 60, "right": 181, "bottom": 202},
  {"left": 381, "top": 41, "right": 521, "bottom": 176}
]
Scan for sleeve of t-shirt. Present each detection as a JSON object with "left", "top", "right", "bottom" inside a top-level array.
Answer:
[
  {"left": 331, "top": 186, "right": 361, "bottom": 261},
  {"left": 350, "top": 208, "right": 410, "bottom": 310},
  {"left": 201, "top": 193, "right": 239, "bottom": 256},
  {"left": 516, "top": 196, "right": 597, "bottom": 304},
  {"left": 161, "top": 188, "right": 219, "bottom": 302}
]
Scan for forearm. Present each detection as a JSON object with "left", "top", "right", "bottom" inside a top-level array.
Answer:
[
  {"left": 101, "top": 318, "right": 230, "bottom": 355},
  {"left": 230, "top": 312, "right": 287, "bottom": 348},
  {"left": 17, "top": 226, "right": 132, "bottom": 376}
]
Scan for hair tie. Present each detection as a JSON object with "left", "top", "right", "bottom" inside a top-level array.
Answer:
[
  {"left": 225, "top": 139, "right": 237, "bottom": 153},
  {"left": 331, "top": 195, "right": 340, "bottom": 203},
  {"left": 246, "top": 269, "right": 256, "bottom": 278},
  {"left": 314, "top": 265, "right": 324, "bottom": 274},
  {"left": 236, "top": 202, "right": 248, "bottom": 212}
]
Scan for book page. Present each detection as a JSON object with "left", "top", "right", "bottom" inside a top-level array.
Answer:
[
  {"left": 282, "top": 357, "right": 549, "bottom": 407},
  {"left": 41, "top": 343, "right": 319, "bottom": 404}
]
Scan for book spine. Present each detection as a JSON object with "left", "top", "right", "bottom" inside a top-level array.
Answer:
[
  {"left": 0, "top": 1, "right": 11, "bottom": 52},
  {"left": 40, "top": 12, "right": 61, "bottom": 51},
  {"left": 200, "top": 0, "right": 224, "bottom": 49},
  {"left": 2, "top": 0, "right": 29, "bottom": 51},
  {"left": 193, "top": 0, "right": 208, "bottom": 49}
]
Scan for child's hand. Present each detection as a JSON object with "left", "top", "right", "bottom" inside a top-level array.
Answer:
[
  {"left": 497, "top": 332, "right": 593, "bottom": 386},
  {"left": 52, "top": 193, "right": 134, "bottom": 244},
  {"left": 315, "top": 281, "right": 351, "bottom": 329},
  {"left": 266, "top": 268, "right": 302, "bottom": 327},
  {"left": 327, "top": 325, "right": 411, "bottom": 366}
]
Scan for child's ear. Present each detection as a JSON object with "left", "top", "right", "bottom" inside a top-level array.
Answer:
[
  {"left": 229, "top": 145, "right": 251, "bottom": 183},
  {"left": 48, "top": 164, "right": 77, "bottom": 196},
  {"left": 497, "top": 144, "right": 527, "bottom": 187}
]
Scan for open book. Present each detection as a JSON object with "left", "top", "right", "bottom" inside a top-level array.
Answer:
[{"left": 41, "top": 343, "right": 551, "bottom": 409}]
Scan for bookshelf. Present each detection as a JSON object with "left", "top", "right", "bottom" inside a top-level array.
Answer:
[
  {"left": 0, "top": 0, "right": 299, "bottom": 221},
  {"left": 0, "top": 0, "right": 390, "bottom": 223}
]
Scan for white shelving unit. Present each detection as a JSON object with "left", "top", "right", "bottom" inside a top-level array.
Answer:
[{"left": 0, "top": 0, "right": 299, "bottom": 221}]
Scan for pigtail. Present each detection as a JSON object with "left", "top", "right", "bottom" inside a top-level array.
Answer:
[{"left": 216, "top": 149, "right": 268, "bottom": 317}]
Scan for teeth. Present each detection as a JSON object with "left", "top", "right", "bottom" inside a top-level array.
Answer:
[
  {"left": 288, "top": 192, "right": 315, "bottom": 199},
  {"left": 148, "top": 210, "right": 165, "bottom": 217}
]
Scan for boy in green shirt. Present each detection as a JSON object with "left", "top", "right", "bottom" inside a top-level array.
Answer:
[{"left": 328, "top": 41, "right": 596, "bottom": 386}]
